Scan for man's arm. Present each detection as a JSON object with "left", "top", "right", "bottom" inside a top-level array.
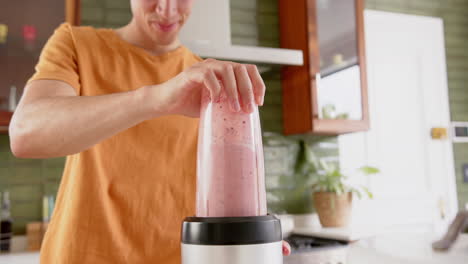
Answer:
[
  {"left": 9, "top": 80, "right": 158, "bottom": 158},
  {"left": 10, "top": 59, "right": 266, "bottom": 159}
]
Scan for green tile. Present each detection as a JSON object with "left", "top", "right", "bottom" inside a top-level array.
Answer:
[
  {"left": 11, "top": 201, "right": 41, "bottom": 219},
  {"left": 12, "top": 218, "right": 43, "bottom": 235},
  {"left": 81, "top": 0, "right": 105, "bottom": 8},
  {"left": 9, "top": 185, "right": 42, "bottom": 202},
  {"left": 258, "top": 23, "right": 279, "bottom": 39},
  {"left": 43, "top": 181, "right": 60, "bottom": 196},
  {"left": 231, "top": 0, "right": 256, "bottom": 11},
  {"left": 231, "top": 23, "right": 258, "bottom": 39},
  {"left": 0, "top": 167, "right": 11, "bottom": 191},
  {"left": 232, "top": 36, "right": 258, "bottom": 46},
  {"left": 105, "top": 0, "right": 130, "bottom": 9},
  {"left": 12, "top": 219, "right": 29, "bottom": 235},
  {"left": 42, "top": 168, "right": 63, "bottom": 181},
  {"left": 43, "top": 157, "right": 65, "bottom": 168},
  {"left": 263, "top": 80, "right": 282, "bottom": 92},
  {"left": 0, "top": 151, "right": 12, "bottom": 167},
  {"left": 9, "top": 167, "right": 42, "bottom": 185},
  {"left": 262, "top": 122, "right": 282, "bottom": 133},
  {"left": 257, "top": 0, "right": 277, "bottom": 14},
  {"left": 81, "top": 7, "right": 105, "bottom": 22},
  {"left": 105, "top": 9, "right": 132, "bottom": 25},
  {"left": 257, "top": 13, "right": 279, "bottom": 26},
  {"left": 103, "top": 23, "right": 127, "bottom": 29},
  {"left": 307, "top": 135, "right": 338, "bottom": 144},
  {"left": 231, "top": 9, "right": 256, "bottom": 25},
  {"left": 258, "top": 40, "right": 279, "bottom": 48},
  {"left": 0, "top": 135, "right": 10, "bottom": 152},
  {"left": 259, "top": 107, "right": 282, "bottom": 125},
  {"left": 81, "top": 19, "right": 98, "bottom": 27},
  {"left": 263, "top": 92, "right": 282, "bottom": 105},
  {"left": 13, "top": 159, "right": 42, "bottom": 168}
]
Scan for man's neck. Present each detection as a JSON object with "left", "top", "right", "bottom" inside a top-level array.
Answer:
[{"left": 115, "top": 20, "right": 180, "bottom": 55}]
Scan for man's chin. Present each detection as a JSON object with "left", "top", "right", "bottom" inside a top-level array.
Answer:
[
  {"left": 152, "top": 34, "right": 179, "bottom": 46},
  {"left": 146, "top": 25, "right": 178, "bottom": 43}
]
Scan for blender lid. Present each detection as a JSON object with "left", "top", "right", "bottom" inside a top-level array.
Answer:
[{"left": 181, "top": 215, "right": 282, "bottom": 245}]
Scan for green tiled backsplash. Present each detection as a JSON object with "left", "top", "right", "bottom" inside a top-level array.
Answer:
[
  {"left": 0, "top": 135, "right": 64, "bottom": 234},
  {"left": 3, "top": 0, "right": 468, "bottom": 234},
  {"left": 263, "top": 133, "right": 339, "bottom": 214}
]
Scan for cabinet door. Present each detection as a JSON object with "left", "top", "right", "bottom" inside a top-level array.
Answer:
[
  {"left": 280, "top": 0, "right": 369, "bottom": 135},
  {"left": 315, "top": 0, "right": 361, "bottom": 120},
  {"left": 311, "top": 0, "right": 369, "bottom": 133}
]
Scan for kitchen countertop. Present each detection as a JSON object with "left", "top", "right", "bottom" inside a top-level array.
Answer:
[
  {"left": 347, "top": 233, "right": 468, "bottom": 264},
  {"left": 0, "top": 252, "right": 39, "bottom": 264},
  {"left": 1, "top": 234, "right": 467, "bottom": 264}
]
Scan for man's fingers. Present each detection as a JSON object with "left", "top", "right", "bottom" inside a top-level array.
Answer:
[
  {"left": 203, "top": 70, "right": 221, "bottom": 102},
  {"left": 246, "top": 64, "right": 265, "bottom": 106},
  {"left": 234, "top": 64, "right": 255, "bottom": 113},
  {"left": 219, "top": 63, "right": 240, "bottom": 112},
  {"left": 203, "top": 58, "right": 264, "bottom": 112}
]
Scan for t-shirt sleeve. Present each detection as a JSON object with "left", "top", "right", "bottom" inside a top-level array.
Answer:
[{"left": 28, "top": 23, "right": 81, "bottom": 94}]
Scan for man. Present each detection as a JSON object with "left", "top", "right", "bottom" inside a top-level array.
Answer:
[{"left": 10, "top": 0, "right": 290, "bottom": 263}]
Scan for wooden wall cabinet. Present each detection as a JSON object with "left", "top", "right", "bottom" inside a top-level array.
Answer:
[
  {"left": 279, "top": 0, "right": 369, "bottom": 135},
  {"left": 0, "top": 0, "right": 80, "bottom": 133}
]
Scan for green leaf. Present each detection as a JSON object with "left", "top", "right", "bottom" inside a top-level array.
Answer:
[
  {"left": 359, "top": 166, "right": 380, "bottom": 175},
  {"left": 353, "top": 188, "right": 362, "bottom": 199},
  {"left": 278, "top": 175, "right": 292, "bottom": 187},
  {"left": 294, "top": 140, "right": 308, "bottom": 174},
  {"left": 319, "top": 159, "right": 330, "bottom": 173},
  {"left": 362, "top": 186, "right": 374, "bottom": 199},
  {"left": 304, "top": 143, "right": 320, "bottom": 169}
]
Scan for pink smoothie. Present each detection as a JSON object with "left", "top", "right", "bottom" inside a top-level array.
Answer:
[
  {"left": 205, "top": 144, "right": 259, "bottom": 216},
  {"left": 196, "top": 93, "right": 267, "bottom": 217}
]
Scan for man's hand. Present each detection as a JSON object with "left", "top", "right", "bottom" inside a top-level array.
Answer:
[
  {"left": 283, "top": 241, "right": 291, "bottom": 256},
  {"left": 145, "top": 58, "right": 266, "bottom": 118}
]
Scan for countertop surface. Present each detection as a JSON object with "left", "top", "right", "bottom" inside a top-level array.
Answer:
[
  {"left": 0, "top": 252, "right": 39, "bottom": 264},
  {"left": 347, "top": 233, "right": 468, "bottom": 264},
  {"left": 1, "top": 234, "right": 467, "bottom": 264}
]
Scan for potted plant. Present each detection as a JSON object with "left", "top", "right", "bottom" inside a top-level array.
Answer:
[
  {"left": 266, "top": 137, "right": 378, "bottom": 228},
  {"left": 295, "top": 140, "right": 379, "bottom": 227},
  {"left": 311, "top": 161, "right": 379, "bottom": 227}
]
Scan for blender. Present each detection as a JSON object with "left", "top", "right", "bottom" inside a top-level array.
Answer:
[{"left": 181, "top": 91, "right": 283, "bottom": 264}]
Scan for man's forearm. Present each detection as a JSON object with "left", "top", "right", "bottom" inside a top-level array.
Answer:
[{"left": 10, "top": 87, "right": 157, "bottom": 158}]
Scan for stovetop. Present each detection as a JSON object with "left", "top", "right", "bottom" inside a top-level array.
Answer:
[
  {"left": 285, "top": 234, "right": 348, "bottom": 254},
  {"left": 284, "top": 235, "right": 349, "bottom": 264}
]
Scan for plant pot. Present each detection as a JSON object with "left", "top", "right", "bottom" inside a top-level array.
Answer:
[{"left": 312, "top": 191, "right": 352, "bottom": 227}]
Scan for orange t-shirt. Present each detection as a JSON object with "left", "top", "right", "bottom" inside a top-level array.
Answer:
[{"left": 29, "top": 23, "right": 202, "bottom": 264}]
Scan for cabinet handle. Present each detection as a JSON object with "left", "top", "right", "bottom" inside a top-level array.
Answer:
[
  {"left": 314, "top": 73, "right": 321, "bottom": 119},
  {"left": 315, "top": 73, "right": 321, "bottom": 89}
]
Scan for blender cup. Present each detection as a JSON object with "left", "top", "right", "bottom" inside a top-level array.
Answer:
[
  {"left": 181, "top": 89, "right": 282, "bottom": 264},
  {"left": 196, "top": 90, "right": 267, "bottom": 217}
]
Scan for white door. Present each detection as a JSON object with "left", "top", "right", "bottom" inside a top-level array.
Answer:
[{"left": 339, "top": 10, "right": 458, "bottom": 236}]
